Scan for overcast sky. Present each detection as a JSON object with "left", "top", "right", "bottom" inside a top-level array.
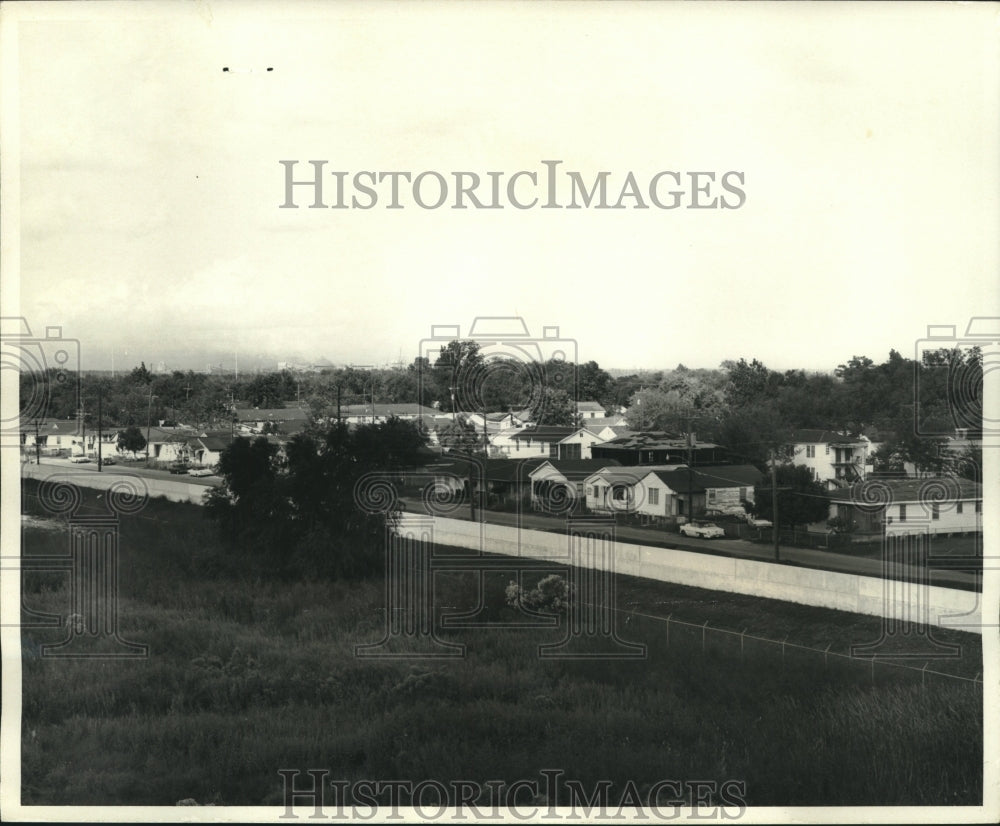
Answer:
[{"left": 6, "top": 1, "right": 999, "bottom": 373}]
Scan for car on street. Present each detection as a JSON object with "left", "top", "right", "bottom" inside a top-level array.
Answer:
[
  {"left": 100, "top": 456, "right": 116, "bottom": 465},
  {"left": 187, "top": 467, "right": 214, "bottom": 477},
  {"left": 69, "top": 455, "right": 91, "bottom": 464},
  {"left": 679, "top": 520, "right": 726, "bottom": 539},
  {"left": 168, "top": 462, "right": 190, "bottom": 474},
  {"left": 746, "top": 515, "right": 772, "bottom": 527}
]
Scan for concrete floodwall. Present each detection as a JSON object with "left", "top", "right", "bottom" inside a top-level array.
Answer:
[{"left": 403, "top": 513, "right": 982, "bottom": 635}]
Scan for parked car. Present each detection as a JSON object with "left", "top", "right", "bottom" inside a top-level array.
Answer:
[
  {"left": 100, "top": 456, "right": 116, "bottom": 466},
  {"left": 69, "top": 455, "right": 91, "bottom": 464},
  {"left": 187, "top": 467, "right": 214, "bottom": 477},
  {"left": 168, "top": 462, "right": 189, "bottom": 474},
  {"left": 746, "top": 516, "right": 773, "bottom": 528},
  {"left": 679, "top": 520, "right": 726, "bottom": 539}
]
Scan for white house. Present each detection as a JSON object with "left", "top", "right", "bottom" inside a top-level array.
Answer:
[
  {"left": 585, "top": 464, "right": 763, "bottom": 521},
  {"left": 576, "top": 401, "right": 607, "bottom": 420},
  {"left": 827, "top": 477, "right": 983, "bottom": 537},
  {"left": 508, "top": 426, "right": 606, "bottom": 460},
  {"left": 787, "top": 429, "right": 869, "bottom": 486},
  {"left": 527, "top": 459, "right": 621, "bottom": 509}
]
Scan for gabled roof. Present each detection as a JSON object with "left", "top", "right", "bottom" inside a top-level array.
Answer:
[
  {"left": 509, "top": 426, "right": 578, "bottom": 443},
  {"left": 788, "top": 429, "right": 864, "bottom": 445},
  {"left": 190, "top": 436, "right": 231, "bottom": 451},
  {"left": 235, "top": 406, "right": 310, "bottom": 422},
  {"left": 341, "top": 403, "right": 439, "bottom": 418},
  {"left": 648, "top": 464, "right": 763, "bottom": 491},
  {"left": 576, "top": 401, "right": 606, "bottom": 412},
  {"left": 827, "top": 476, "right": 982, "bottom": 503},
  {"left": 528, "top": 458, "right": 622, "bottom": 479}
]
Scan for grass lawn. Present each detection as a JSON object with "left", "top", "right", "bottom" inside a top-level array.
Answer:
[{"left": 18, "top": 481, "right": 983, "bottom": 808}]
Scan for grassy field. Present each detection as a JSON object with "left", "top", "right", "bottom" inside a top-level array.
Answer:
[{"left": 18, "top": 481, "right": 983, "bottom": 807}]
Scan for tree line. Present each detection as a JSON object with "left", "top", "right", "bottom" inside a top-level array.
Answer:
[{"left": 21, "top": 342, "right": 982, "bottom": 478}]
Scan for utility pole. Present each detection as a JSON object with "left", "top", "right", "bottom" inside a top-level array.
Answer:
[
  {"left": 34, "top": 419, "right": 40, "bottom": 465},
  {"left": 771, "top": 449, "right": 780, "bottom": 562},
  {"left": 336, "top": 385, "right": 342, "bottom": 423},
  {"left": 145, "top": 392, "right": 155, "bottom": 465},
  {"left": 78, "top": 402, "right": 86, "bottom": 461},
  {"left": 97, "top": 388, "right": 103, "bottom": 472},
  {"left": 687, "top": 424, "right": 695, "bottom": 522}
]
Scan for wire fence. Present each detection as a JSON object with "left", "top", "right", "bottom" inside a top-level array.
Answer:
[{"left": 604, "top": 603, "right": 984, "bottom": 691}]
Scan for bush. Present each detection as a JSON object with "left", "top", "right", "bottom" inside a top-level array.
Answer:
[{"left": 505, "top": 574, "right": 571, "bottom": 613}]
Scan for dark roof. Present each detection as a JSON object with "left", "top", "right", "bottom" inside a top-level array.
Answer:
[
  {"left": 191, "top": 436, "right": 230, "bottom": 451},
  {"left": 510, "top": 426, "right": 579, "bottom": 443},
  {"left": 341, "top": 403, "right": 438, "bottom": 417},
  {"left": 828, "top": 477, "right": 982, "bottom": 503},
  {"left": 235, "top": 406, "right": 310, "bottom": 422},
  {"left": 529, "top": 459, "right": 622, "bottom": 478},
  {"left": 595, "top": 432, "right": 719, "bottom": 451},
  {"left": 576, "top": 401, "right": 606, "bottom": 412},
  {"left": 788, "top": 429, "right": 864, "bottom": 445},
  {"left": 646, "top": 465, "right": 762, "bottom": 492}
]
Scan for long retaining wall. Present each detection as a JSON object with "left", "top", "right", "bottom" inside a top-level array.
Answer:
[{"left": 401, "top": 513, "right": 983, "bottom": 635}]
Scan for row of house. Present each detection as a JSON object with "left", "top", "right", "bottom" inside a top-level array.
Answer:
[{"left": 410, "top": 453, "right": 983, "bottom": 536}]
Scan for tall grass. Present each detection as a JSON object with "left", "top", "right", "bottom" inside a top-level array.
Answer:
[{"left": 19, "top": 481, "right": 983, "bottom": 806}]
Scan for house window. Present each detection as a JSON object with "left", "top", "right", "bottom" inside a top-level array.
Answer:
[
  {"left": 548, "top": 443, "right": 558, "bottom": 458},
  {"left": 805, "top": 445, "right": 815, "bottom": 458},
  {"left": 739, "top": 487, "right": 747, "bottom": 501},
  {"left": 957, "top": 501, "right": 963, "bottom": 514},
  {"left": 708, "top": 489, "right": 716, "bottom": 503},
  {"left": 824, "top": 444, "right": 830, "bottom": 455},
  {"left": 649, "top": 488, "right": 659, "bottom": 505},
  {"left": 899, "top": 504, "right": 906, "bottom": 522},
  {"left": 932, "top": 502, "right": 940, "bottom": 520},
  {"left": 592, "top": 485, "right": 599, "bottom": 498}
]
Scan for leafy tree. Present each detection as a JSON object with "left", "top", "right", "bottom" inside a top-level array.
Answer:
[
  {"left": 576, "top": 360, "right": 614, "bottom": 408},
  {"left": 128, "top": 362, "right": 153, "bottom": 384},
  {"left": 433, "top": 340, "right": 483, "bottom": 412},
  {"left": 529, "top": 387, "right": 577, "bottom": 426},
  {"left": 117, "top": 425, "right": 147, "bottom": 456},
  {"left": 205, "top": 419, "right": 428, "bottom": 580},
  {"left": 751, "top": 464, "right": 830, "bottom": 529},
  {"left": 438, "top": 415, "right": 484, "bottom": 453}
]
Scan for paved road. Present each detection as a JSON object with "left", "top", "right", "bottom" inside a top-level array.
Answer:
[
  {"left": 400, "top": 497, "right": 980, "bottom": 591},
  {"left": 21, "top": 457, "right": 221, "bottom": 486}
]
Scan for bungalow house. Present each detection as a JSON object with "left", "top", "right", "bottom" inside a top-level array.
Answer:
[
  {"left": 20, "top": 419, "right": 82, "bottom": 456},
  {"left": 145, "top": 426, "right": 199, "bottom": 463},
  {"left": 527, "top": 459, "right": 622, "bottom": 511},
  {"left": 787, "top": 429, "right": 869, "bottom": 486},
  {"left": 591, "top": 432, "right": 728, "bottom": 466},
  {"left": 235, "top": 405, "right": 311, "bottom": 434},
  {"left": 188, "top": 435, "right": 232, "bottom": 467},
  {"left": 340, "top": 403, "right": 439, "bottom": 425},
  {"left": 576, "top": 401, "right": 607, "bottom": 420},
  {"left": 827, "top": 477, "right": 983, "bottom": 537},
  {"left": 585, "top": 464, "right": 763, "bottom": 521},
  {"left": 507, "top": 426, "right": 606, "bottom": 460},
  {"left": 463, "top": 411, "right": 526, "bottom": 432}
]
